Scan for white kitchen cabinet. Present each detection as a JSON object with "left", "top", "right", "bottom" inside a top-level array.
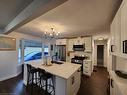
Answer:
[
  {"left": 121, "top": 2, "right": 127, "bottom": 36},
  {"left": 83, "top": 37, "right": 92, "bottom": 52},
  {"left": 83, "top": 60, "right": 92, "bottom": 76},
  {"left": 109, "top": 71, "right": 126, "bottom": 95},
  {"left": 67, "top": 69, "right": 81, "bottom": 95},
  {"left": 74, "top": 37, "right": 84, "bottom": 45},
  {"left": 110, "top": 19, "right": 115, "bottom": 47},
  {"left": 110, "top": 7, "right": 121, "bottom": 54},
  {"left": 110, "top": 0, "right": 127, "bottom": 57},
  {"left": 56, "top": 39, "right": 67, "bottom": 45},
  {"left": 115, "top": 84, "right": 122, "bottom": 95},
  {"left": 68, "top": 37, "right": 92, "bottom": 52},
  {"left": 110, "top": 78, "right": 122, "bottom": 95},
  {"left": 68, "top": 38, "right": 75, "bottom": 51},
  {"left": 121, "top": 2, "right": 127, "bottom": 53},
  {"left": 110, "top": 78, "right": 115, "bottom": 95},
  {"left": 115, "top": 9, "right": 121, "bottom": 54}
]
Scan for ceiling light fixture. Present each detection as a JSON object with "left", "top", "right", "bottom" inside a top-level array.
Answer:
[
  {"left": 97, "top": 37, "right": 104, "bottom": 40},
  {"left": 44, "top": 28, "right": 60, "bottom": 39}
]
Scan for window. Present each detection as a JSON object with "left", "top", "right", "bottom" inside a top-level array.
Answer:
[
  {"left": 24, "top": 47, "right": 42, "bottom": 62},
  {"left": 18, "top": 48, "right": 21, "bottom": 63},
  {"left": 44, "top": 45, "right": 49, "bottom": 56},
  {"left": 18, "top": 39, "right": 44, "bottom": 62},
  {"left": 18, "top": 40, "right": 22, "bottom": 64}
]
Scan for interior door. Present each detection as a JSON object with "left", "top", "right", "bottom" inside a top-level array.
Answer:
[{"left": 97, "top": 45, "right": 104, "bottom": 67}]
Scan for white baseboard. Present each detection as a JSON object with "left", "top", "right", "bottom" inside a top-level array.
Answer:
[{"left": 0, "top": 70, "right": 22, "bottom": 81}]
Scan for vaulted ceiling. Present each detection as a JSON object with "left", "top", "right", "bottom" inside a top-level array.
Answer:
[
  {"left": 0, "top": 0, "right": 33, "bottom": 29},
  {"left": 0, "top": 0, "right": 122, "bottom": 38},
  {"left": 0, "top": 0, "right": 67, "bottom": 34},
  {"left": 17, "top": 0, "right": 122, "bottom": 38}
]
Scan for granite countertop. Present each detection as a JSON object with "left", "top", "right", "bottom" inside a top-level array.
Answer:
[
  {"left": 25, "top": 59, "right": 81, "bottom": 79},
  {"left": 109, "top": 70, "right": 127, "bottom": 95}
]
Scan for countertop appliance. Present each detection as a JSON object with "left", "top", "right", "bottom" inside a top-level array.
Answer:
[
  {"left": 73, "top": 44, "right": 85, "bottom": 51},
  {"left": 71, "top": 56, "right": 87, "bottom": 75}
]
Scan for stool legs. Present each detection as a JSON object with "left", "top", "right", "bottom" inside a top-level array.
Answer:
[
  {"left": 45, "top": 79, "right": 48, "bottom": 95},
  {"left": 46, "top": 78, "right": 55, "bottom": 95}
]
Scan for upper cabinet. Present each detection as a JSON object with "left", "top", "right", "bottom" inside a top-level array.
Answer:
[
  {"left": 121, "top": 2, "right": 127, "bottom": 53},
  {"left": 73, "top": 37, "right": 84, "bottom": 45},
  {"left": 67, "top": 37, "right": 92, "bottom": 52},
  {"left": 56, "top": 39, "right": 67, "bottom": 45},
  {"left": 110, "top": 0, "right": 127, "bottom": 58},
  {"left": 83, "top": 37, "right": 92, "bottom": 52},
  {"left": 68, "top": 38, "right": 75, "bottom": 51},
  {"left": 111, "top": 8, "right": 121, "bottom": 54}
]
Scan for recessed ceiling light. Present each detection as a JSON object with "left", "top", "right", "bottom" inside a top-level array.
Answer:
[
  {"left": 12, "top": 38, "right": 15, "bottom": 41},
  {"left": 98, "top": 37, "right": 104, "bottom": 40}
]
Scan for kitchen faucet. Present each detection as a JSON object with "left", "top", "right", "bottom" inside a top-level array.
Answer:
[{"left": 51, "top": 52, "right": 58, "bottom": 63}]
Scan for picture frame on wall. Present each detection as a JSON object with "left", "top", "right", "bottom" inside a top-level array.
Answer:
[{"left": 0, "top": 36, "right": 16, "bottom": 51}]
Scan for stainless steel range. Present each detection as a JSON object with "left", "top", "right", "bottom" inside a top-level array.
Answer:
[{"left": 71, "top": 56, "right": 87, "bottom": 75}]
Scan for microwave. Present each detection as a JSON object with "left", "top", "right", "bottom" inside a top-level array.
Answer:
[
  {"left": 123, "top": 40, "right": 127, "bottom": 53},
  {"left": 73, "top": 45, "right": 85, "bottom": 51}
]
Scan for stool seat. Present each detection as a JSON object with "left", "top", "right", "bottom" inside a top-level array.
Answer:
[{"left": 30, "top": 69, "right": 38, "bottom": 73}]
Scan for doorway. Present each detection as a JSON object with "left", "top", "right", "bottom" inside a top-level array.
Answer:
[{"left": 97, "top": 45, "right": 104, "bottom": 67}]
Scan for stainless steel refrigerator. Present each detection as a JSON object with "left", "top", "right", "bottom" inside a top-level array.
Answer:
[{"left": 55, "top": 45, "right": 66, "bottom": 61}]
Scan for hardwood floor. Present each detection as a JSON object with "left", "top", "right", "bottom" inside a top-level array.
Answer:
[
  {"left": 77, "top": 66, "right": 109, "bottom": 95},
  {"left": 0, "top": 67, "right": 109, "bottom": 95},
  {"left": 0, "top": 75, "right": 26, "bottom": 95}
]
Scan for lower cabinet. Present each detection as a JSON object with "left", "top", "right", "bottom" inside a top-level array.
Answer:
[
  {"left": 55, "top": 68, "right": 81, "bottom": 95},
  {"left": 110, "top": 78, "right": 122, "bottom": 95},
  {"left": 83, "top": 60, "right": 92, "bottom": 76},
  {"left": 67, "top": 68, "right": 81, "bottom": 95}
]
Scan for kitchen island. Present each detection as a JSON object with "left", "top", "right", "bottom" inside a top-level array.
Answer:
[{"left": 23, "top": 59, "right": 81, "bottom": 95}]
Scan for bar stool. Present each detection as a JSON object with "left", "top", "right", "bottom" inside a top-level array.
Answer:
[
  {"left": 26, "top": 64, "right": 38, "bottom": 95},
  {"left": 38, "top": 68, "right": 55, "bottom": 95}
]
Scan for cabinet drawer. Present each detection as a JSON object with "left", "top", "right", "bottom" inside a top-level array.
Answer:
[
  {"left": 83, "top": 70, "right": 91, "bottom": 76},
  {"left": 83, "top": 62, "right": 90, "bottom": 66},
  {"left": 83, "top": 66, "right": 90, "bottom": 71},
  {"left": 83, "top": 61, "right": 91, "bottom": 67}
]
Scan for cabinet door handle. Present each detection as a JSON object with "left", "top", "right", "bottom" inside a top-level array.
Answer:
[
  {"left": 71, "top": 76, "right": 75, "bottom": 85},
  {"left": 123, "top": 41, "right": 125, "bottom": 53},
  {"left": 111, "top": 79, "right": 114, "bottom": 88},
  {"left": 111, "top": 45, "right": 114, "bottom": 52},
  {"left": 77, "top": 69, "right": 81, "bottom": 72},
  {"left": 125, "top": 40, "right": 127, "bottom": 53}
]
